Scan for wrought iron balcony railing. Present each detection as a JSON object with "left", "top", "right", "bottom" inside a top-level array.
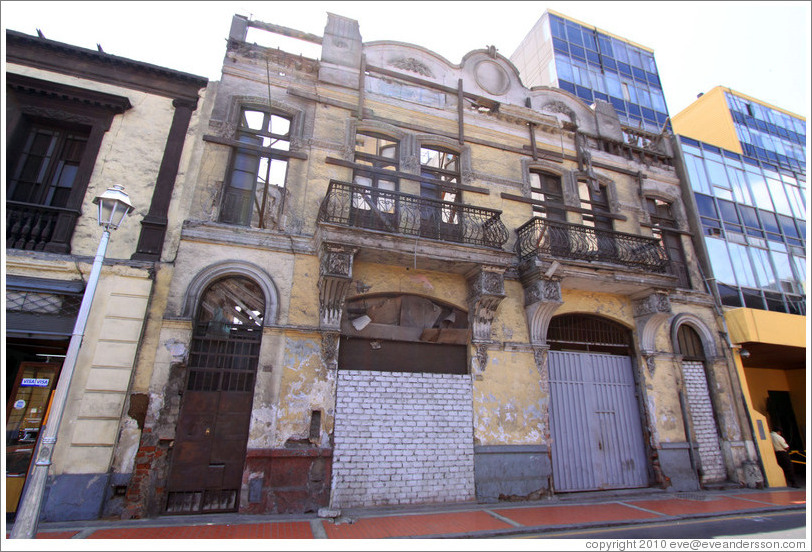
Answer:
[
  {"left": 516, "top": 216, "right": 671, "bottom": 274},
  {"left": 318, "top": 180, "right": 509, "bottom": 249},
  {"left": 6, "top": 201, "right": 77, "bottom": 252}
]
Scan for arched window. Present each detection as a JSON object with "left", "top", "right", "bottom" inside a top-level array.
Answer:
[
  {"left": 676, "top": 324, "right": 705, "bottom": 361},
  {"left": 547, "top": 313, "right": 632, "bottom": 355},
  {"left": 188, "top": 276, "right": 265, "bottom": 392}
]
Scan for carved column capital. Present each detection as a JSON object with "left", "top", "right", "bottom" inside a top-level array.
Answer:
[
  {"left": 521, "top": 270, "right": 563, "bottom": 346},
  {"left": 318, "top": 243, "right": 357, "bottom": 330},
  {"left": 466, "top": 266, "right": 506, "bottom": 343},
  {"left": 633, "top": 291, "right": 673, "bottom": 353}
]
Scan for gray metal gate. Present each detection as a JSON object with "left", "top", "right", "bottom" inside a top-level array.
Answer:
[{"left": 549, "top": 351, "right": 648, "bottom": 492}]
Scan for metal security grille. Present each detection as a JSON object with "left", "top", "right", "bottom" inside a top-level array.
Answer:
[
  {"left": 6, "top": 289, "right": 82, "bottom": 317},
  {"left": 186, "top": 323, "right": 262, "bottom": 393},
  {"left": 547, "top": 314, "right": 632, "bottom": 355}
]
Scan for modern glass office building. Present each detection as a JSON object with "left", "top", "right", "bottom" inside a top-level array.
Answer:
[
  {"left": 680, "top": 135, "right": 806, "bottom": 314},
  {"left": 674, "top": 88, "right": 806, "bottom": 315},
  {"left": 510, "top": 9, "right": 669, "bottom": 134}
]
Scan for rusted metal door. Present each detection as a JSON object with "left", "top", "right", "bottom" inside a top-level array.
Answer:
[
  {"left": 549, "top": 351, "right": 648, "bottom": 492},
  {"left": 165, "top": 324, "right": 260, "bottom": 514}
]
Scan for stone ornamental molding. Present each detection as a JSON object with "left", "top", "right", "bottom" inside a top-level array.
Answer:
[
  {"left": 318, "top": 243, "right": 357, "bottom": 330},
  {"left": 390, "top": 57, "right": 434, "bottom": 78},
  {"left": 522, "top": 273, "right": 563, "bottom": 346},
  {"left": 633, "top": 291, "right": 673, "bottom": 357},
  {"left": 321, "top": 331, "right": 340, "bottom": 370},
  {"left": 466, "top": 266, "right": 506, "bottom": 343}
]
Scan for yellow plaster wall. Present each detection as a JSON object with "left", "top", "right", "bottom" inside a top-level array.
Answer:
[
  {"left": 672, "top": 87, "right": 741, "bottom": 153},
  {"left": 473, "top": 349, "right": 545, "bottom": 445}
]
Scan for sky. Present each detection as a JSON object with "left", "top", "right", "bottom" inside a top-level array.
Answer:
[{"left": 2, "top": 1, "right": 810, "bottom": 120}]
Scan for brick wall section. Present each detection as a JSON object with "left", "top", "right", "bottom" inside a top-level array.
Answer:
[
  {"left": 331, "top": 370, "right": 475, "bottom": 508},
  {"left": 682, "top": 361, "right": 726, "bottom": 483}
]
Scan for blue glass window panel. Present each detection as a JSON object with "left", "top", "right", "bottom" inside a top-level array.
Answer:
[
  {"left": 612, "top": 40, "right": 628, "bottom": 63},
  {"left": 559, "top": 80, "right": 576, "bottom": 94},
  {"left": 680, "top": 136, "right": 700, "bottom": 148},
  {"left": 796, "top": 220, "right": 806, "bottom": 241},
  {"left": 641, "top": 106, "right": 656, "bottom": 121},
  {"left": 703, "top": 144, "right": 721, "bottom": 154},
  {"left": 583, "top": 31, "right": 598, "bottom": 51},
  {"left": 550, "top": 16, "right": 567, "bottom": 39},
  {"left": 695, "top": 193, "right": 717, "bottom": 218},
  {"left": 628, "top": 48, "right": 643, "bottom": 68},
  {"left": 728, "top": 242, "right": 758, "bottom": 287},
  {"left": 766, "top": 177, "right": 792, "bottom": 215},
  {"left": 566, "top": 23, "right": 583, "bottom": 45},
  {"left": 727, "top": 167, "right": 752, "bottom": 205},
  {"left": 749, "top": 247, "right": 775, "bottom": 289},
  {"left": 704, "top": 237, "right": 737, "bottom": 285},
  {"left": 784, "top": 184, "right": 805, "bottom": 220},
  {"left": 627, "top": 103, "right": 641, "bottom": 116},
  {"left": 576, "top": 85, "right": 593, "bottom": 102},
  {"left": 570, "top": 44, "right": 585, "bottom": 60},
  {"left": 598, "top": 36, "right": 613, "bottom": 57},
  {"left": 586, "top": 50, "right": 601, "bottom": 64},
  {"left": 553, "top": 37, "right": 569, "bottom": 54},
  {"left": 637, "top": 88, "right": 652, "bottom": 108},
  {"left": 628, "top": 113, "right": 642, "bottom": 125},
  {"left": 646, "top": 71, "right": 660, "bottom": 85},
  {"left": 717, "top": 283, "right": 743, "bottom": 307},
  {"left": 770, "top": 249, "right": 794, "bottom": 282},
  {"left": 617, "top": 62, "right": 632, "bottom": 77},
  {"left": 609, "top": 96, "right": 626, "bottom": 112},
  {"left": 718, "top": 199, "right": 741, "bottom": 225},
  {"left": 603, "top": 58, "right": 617, "bottom": 72},
  {"left": 759, "top": 209, "right": 781, "bottom": 237},
  {"left": 655, "top": 111, "right": 668, "bottom": 125},
  {"left": 738, "top": 205, "right": 763, "bottom": 236},
  {"left": 605, "top": 73, "right": 622, "bottom": 97},
  {"left": 686, "top": 155, "right": 710, "bottom": 193},
  {"left": 593, "top": 92, "right": 608, "bottom": 103},
  {"left": 556, "top": 57, "right": 573, "bottom": 82},
  {"left": 632, "top": 66, "right": 648, "bottom": 81},
  {"left": 746, "top": 169, "right": 774, "bottom": 210},
  {"left": 723, "top": 150, "right": 741, "bottom": 161},
  {"left": 778, "top": 215, "right": 802, "bottom": 245}
]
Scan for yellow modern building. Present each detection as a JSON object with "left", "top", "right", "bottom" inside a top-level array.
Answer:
[{"left": 673, "top": 88, "right": 807, "bottom": 488}]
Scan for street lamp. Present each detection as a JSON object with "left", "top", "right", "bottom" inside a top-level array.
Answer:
[{"left": 11, "top": 185, "right": 134, "bottom": 539}]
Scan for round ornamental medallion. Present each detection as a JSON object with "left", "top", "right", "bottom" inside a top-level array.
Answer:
[{"left": 474, "top": 60, "right": 510, "bottom": 96}]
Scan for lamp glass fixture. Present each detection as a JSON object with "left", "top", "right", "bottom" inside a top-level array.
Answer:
[{"left": 93, "top": 184, "right": 134, "bottom": 230}]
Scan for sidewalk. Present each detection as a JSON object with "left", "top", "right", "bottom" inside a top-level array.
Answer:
[{"left": 5, "top": 487, "right": 807, "bottom": 540}]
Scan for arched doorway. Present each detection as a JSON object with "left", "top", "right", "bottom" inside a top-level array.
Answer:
[
  {"left": 547, "top": 314, "right": 649, "bottom": 492},
  {"left": 675, "top": 323, "right": 726, "bottom": 484},
  {"left": 165, "top": 276, "right": 264, "bottom": 513}
]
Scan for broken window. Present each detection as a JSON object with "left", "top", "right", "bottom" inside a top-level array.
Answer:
[
  {"left": 419, "top": 146, "right": 462, "bottom": 240},
  {"left": 219, "top": 107, "right": 291, "bottom": 228},
  {"left": 578, "top": 179, "right": 615, "bottom": 256},
  {"left": 350, "top": 131, "right": 399, "bottom": 229},
  {"left": 646, "top": 198, "right": 691, "bottom": 288},
  {"left": 529, "top": 171, "right": 566, "bottom": 220}
]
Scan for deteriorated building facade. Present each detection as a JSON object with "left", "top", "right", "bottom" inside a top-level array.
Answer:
[
  {"left": 5, "top": 30, "right": 207, "bottom": 520},
  {"left": 109, "top": 13, "right": 764, "bottom": 518}
]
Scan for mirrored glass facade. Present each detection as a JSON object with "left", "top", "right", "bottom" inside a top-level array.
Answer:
[
  {"left": 680, "top": 136, "right": 806, "bottom": 315},
  {"left": 725, "top": 92, "right": 806, "bottom": 174},
  {"left": 511, "top": 12, "right": 669, "bottom": 134}
]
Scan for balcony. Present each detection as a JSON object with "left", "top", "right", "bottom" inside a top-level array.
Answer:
[
  {"left": 516, "top": 217, "right": 671, "bottom": 275},
  {"left": 6, "top": 201, "right": 77, "bottom": 253},
  {"left": 318, "top": 180, "right": 509, "bottom": 249}
]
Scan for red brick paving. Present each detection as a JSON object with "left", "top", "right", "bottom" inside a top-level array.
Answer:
[
  {"left": 321, "top": 510, "right": 511, "bottom": 538},
  {"left": 629, "top": 496, "right": 761, "bottom": 516},
  {"left": 732, "top": 490, "right": 807, "bottom": 507},
  {"left": 494, "top": 502, "right": 661, "bottom": 527},
  {"left": 85, "top": 521, "right": 313, "bottom": 539}
]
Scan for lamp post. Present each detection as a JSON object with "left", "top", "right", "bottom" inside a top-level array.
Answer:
[{"left": 11, "top": 185, "right": 134, "bottom": 539}]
